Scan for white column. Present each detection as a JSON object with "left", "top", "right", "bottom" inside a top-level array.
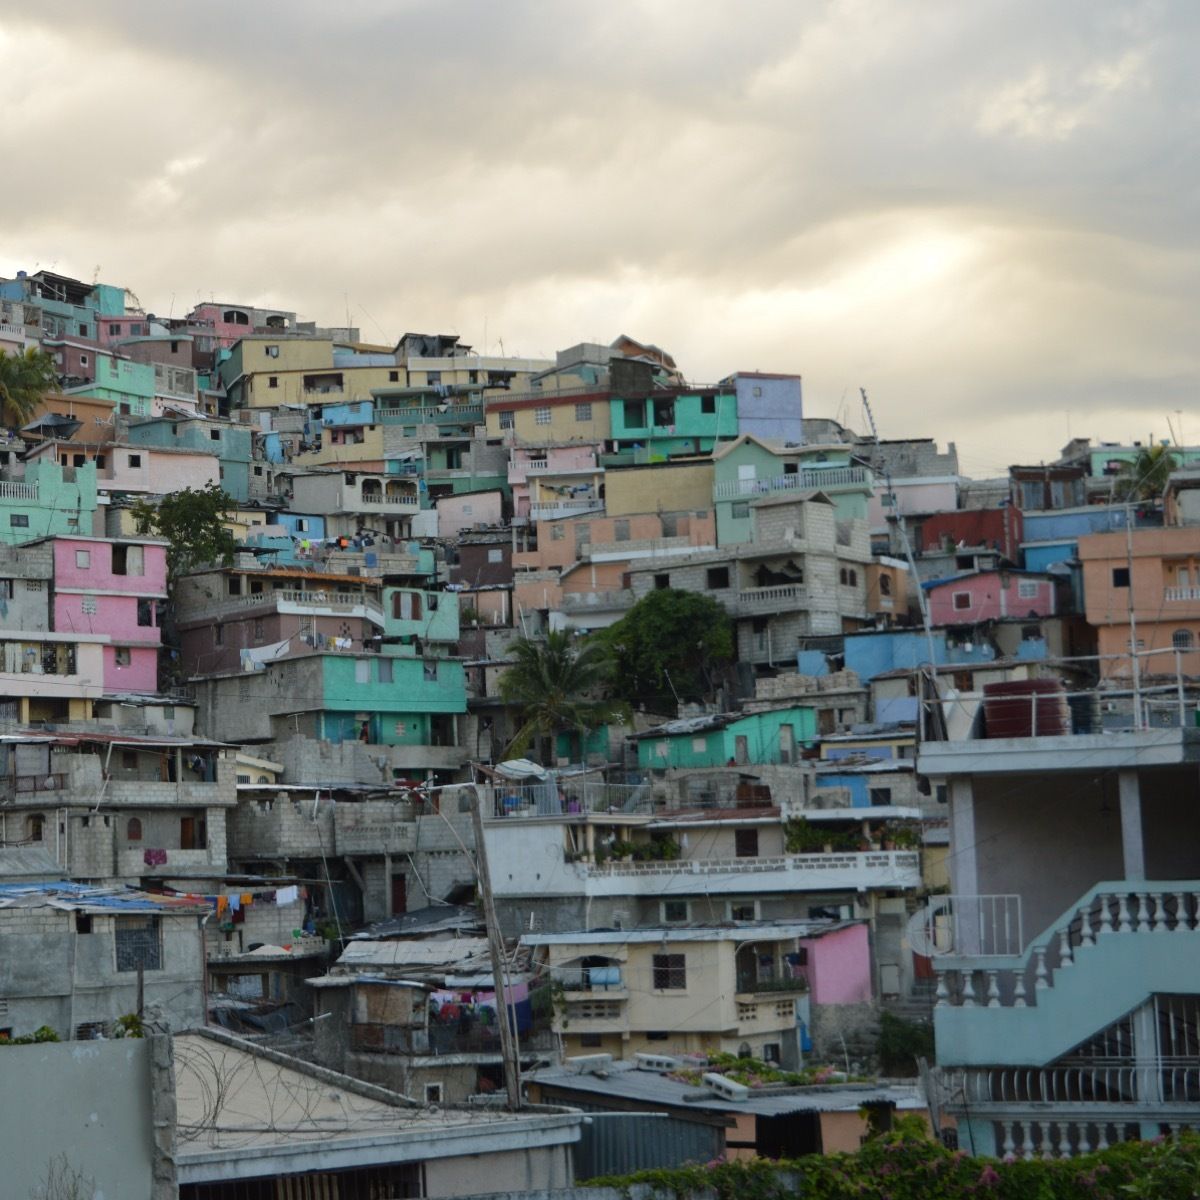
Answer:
[
  {"left": 950, "top": 777, "right": 981, "bottom": 955},
  {"left": 1118, "top": 771, "right": 1145, "bottom": 882}
]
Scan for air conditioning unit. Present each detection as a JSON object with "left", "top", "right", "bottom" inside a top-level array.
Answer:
[
  {"left": 634, "top": 1052, "right": 679, "bottom": 1073},
  {"left": 566, "top": 1054, "right": 612, "bottom": 1076},
  {"left": 703, "top": 1073, "right": 750, "bottom": 1102}
]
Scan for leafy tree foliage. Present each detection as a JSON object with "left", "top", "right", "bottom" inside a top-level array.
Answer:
[
  {"left": 498, "top": 631, "right": 620, "bottom": 762},
  {"left": 0, "top": 347, "right": 59, "bottom": 426},
  {"left": 130, "top": 483, "right": 237, "bottom": 583},
  {"left": 597, "top": 588, "right": 733, "bottom": 711},
  {"left": 1115, "top": 444, "right": 1178, "bottom": 502}
]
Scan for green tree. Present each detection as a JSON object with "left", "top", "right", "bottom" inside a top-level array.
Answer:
[
  {"left": 1116, "top": 444, "right": 1178, "bottom": 502},
  {"left": 130, "top": 483, "right": 237, "bottom": 583},
  {"left": 598, "top": 588, "right": 733, "bottom": 712},
  {"left": 0, "top": 347, "right": 59, "bottom": 427},
  {"left": 498, "top": 631, "right": 620, "bottom": 762}
]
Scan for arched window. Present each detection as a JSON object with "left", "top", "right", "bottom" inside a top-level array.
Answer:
[
  {"left": 26, "top": 814, "right": 44, "bottom": 843},
  {"left": 1173, "top": 629, "right": 1194, "bottom": 651},
  {"left": 127, "top": 817, "right": 143, "bottom": 842},
  {"left": 839, "top": 568, "right": 848, "bottom": 585},
  {"left": 849, "top": 569, "right": 858, "bottom": 587}
]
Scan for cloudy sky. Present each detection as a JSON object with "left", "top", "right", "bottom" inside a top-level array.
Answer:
[{"left": 1, "top": 1, "right": 1195, "bottom": 472}]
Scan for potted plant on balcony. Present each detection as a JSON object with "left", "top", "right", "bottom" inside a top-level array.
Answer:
[
  {"left": 883, "top": 822, "right": 921, "bottom": 850},
  {"left": 649, "top": 835, "right": 681, "bottom": 861},
  {"left": 784, "top": 817, "right": 832, "bottom": 855}
]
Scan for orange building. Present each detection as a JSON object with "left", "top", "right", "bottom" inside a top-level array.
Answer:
[{"left": 1078, "top": 527, "right": 1200, "bottom": 680}]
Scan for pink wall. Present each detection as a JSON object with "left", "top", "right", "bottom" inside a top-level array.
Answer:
[
  {"left": 927, "top": 571, "right": 1057, "bottom": 626},
  {"left": 56, "top": 593, "right": 160, "bottom": 643},
  {"left": 801, "top": 923, "right": 873, "bottom": 1005},
  {"left": 53, "top": 539, "right": 168, "bottom": 594},
  {"left": 437, "top": 491, "right": 504, "bottom": 539},
  {"left": 103, "top": 645, "right": 159, "bottom": 692}
]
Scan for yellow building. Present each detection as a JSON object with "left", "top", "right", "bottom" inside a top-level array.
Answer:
[
  {"left": 527, "top": 925, "right": 806, "bottom": 1063},
  {"left": 290, "top": 424, "right": 386, "bottom": 471},
  {"left": 604, "top": 460, "right": 715, "bottom": 516},
  {"left": 485, "top": 390, "right": 612, "bottom": 446}
]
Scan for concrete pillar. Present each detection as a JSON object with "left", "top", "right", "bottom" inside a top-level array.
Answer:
[
  {"left": 1131, "top": 999, "right": 1162, "bottom": 1105},
  {"left": 147, "top": 1033, "right": 178, "bottom": 1200},
  {"left": 949, "top": 777, "right": 981, "bottom": 955},
  {"left": 1118, "top": 770, "right": 1145, "bottom": 882},
  {"left": 962, "top": 1117, "right": 997, "bottom": 1157}
]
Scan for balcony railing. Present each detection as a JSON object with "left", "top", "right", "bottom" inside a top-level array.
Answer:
[
  {"left": 559, "top": 590, "right": 635, "bottom": 612},
  {"left": 487, "top": 781, "right": 656, "bottom": 818},
  {"left": 589, "top": 850, "right": 920, "bottom": 880},
  {"left": 735, "top": 584, "right": 805, "bottom": 610},
  {"left": 714, "top": 466, "right": 869, "bottom": 501},
  {"left": 916, "top": 894, "right": 1024, "bottom": 958},
  {"left": 376, "top": 404, "right": 483, "bottom": 425},
  {"left": 359, "top": 489, "right": 419, "bottom": 508},
  {"left": 1164, "top": 586, "right": 1200, "bottom": 602},
  {"left": 0, "top": 480, "right": 38, "bottom": 501},
  {"left": 529, "top": 498, "right": 604, "bottom": 519}
]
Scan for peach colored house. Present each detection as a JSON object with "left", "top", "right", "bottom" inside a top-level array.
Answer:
[
  {"left": 1079, "top": 526, "right": 1200, "bottom": 679},
  {"left": 26, "top": 441, "right": 220, "bottom": 497}
]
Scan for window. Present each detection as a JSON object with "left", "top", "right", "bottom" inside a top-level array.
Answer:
[
  {"left": 729, "top": 901, "right": 758, "bottom": 921},
  {"left": 424, "top": 1083, "right": 443, "bottom": 1104},
  {"left": 75, "top": 550, "right": 90, "bottom": 568},
  {"left": 209, "top": 428, "right": 221, "bottom": 441},
  {"left": 115, "top": 915, "right": 161, "bottom": 972},
  {"left": 551, "top": 524, "right": 565, "bottom": 541},
  {"left": 108, "top": 323, "right": 120, "bottom": 336},
  {"left": 253, "top": 619, "right": 265, "bottom": 643},
  {"left": 488, "top": 548, "right": 503, "bottom": 563},
  {"left": 377, "top": 658, "right": 393, "bottom": 683},
  {"left": 645, "top": 1031, "right": 670, "bottom": 1041},
  {"left": 579, "top": 1033, "right": 603, "bottom": 1048},
  {"left": 848, "top": 569, "right": 857, "bottom": 586},
  {"left": 534, "top": 407, "right": 551, "bottom": 426},
  {"left": 735, "top": 828, "right": 759, "bottom": 858},
  {"left": 1017, "top": 580, "right": 1039, "bottom": 600},
  {"left": 575, "top": 402, "right": 592, "bottom": 421},
  {"left": 869, "top": 786, "right": 893, "bottom": 805},
  {"left": 26, "top": 814, "right": 44, "bottom": 842},
  {"left": 575, "top": 523, "right": 590, "bottom": 545},
  {"left": 214, "top": 625, "right": 224, "bottom": 647},
  {"left": 879, "top": 574, "right": 892, "bottom": 596},
  {"left": 126, "top": 817, "right": 143, "bottom": 842},
  {"left": 265, "top": 345, "right": 279, "bottom": 358},
  {"left": 128, "top": 454, "right": 142, "bottom": 468},
  {"left": 180, "top": 815, "right": 206, "bottom": 850},
  {"left": 137, "top": 598, "right": 153, "bottom": 627},
  {"left": 78, "top": 324, "right": 87, "bottom": 337},
  {"left": 706, "top": 566, "right": 730, "bottom": 589},
  {"left": 81, "top": 595, "right": 97, "bottom": 616},
  {"left": 9, "top": 514, "right": 28, "bottom": 528},
  {"left": 75, "top": 914, "right": 93, "bottom": 935},
  {"left": 79, "top": 354, "right": 89, "bottom": 368},
  {"left": 114, "top": 647, "right": 131, "bottom": 666},
  {"left": 654, "top": 573, "right": 670, "bottom": 590},
  {"left": 614, "top": 520, "right": 630, "bottom": 542},
  {"left": 499, "top": 411, "right": 514, "bottom": 430},
  {"left": 1173, "top": 629, "right": 1194, "bottom": 651},
  {"left": 424, "top": 661, "right": 438, "bottom": 681},
  {"left": 623, "top": 400, "right": 644, "bottom": 428},
  {"left": 652, "top": 953, "right": 686, "bottom": 990},
  {"left": 701, "top": 395, "right": 716, "bottom": 414},
  {"left": 662, "top": 900, "right": 689, "bottom": 923},
  {"left": 952, "top": 592, "right": 972, "bottom": 611},
  {"left": 392, "top": 591, "right": 422, "bottom": 620},
  {"left": 1112, "top": 567, "right": 1130, "bottom": 588},
  {"left": 268, "top": 375, "right": 279, "bottom": 389},
  {"left": 762, "top": 1043, "right": 781, "bottom": 1064},
  {"left": 388, "top": 371, "right": 399, "bottom": 382},
  {"left": 732, "top": 502, "right": 750, "bottom": 520}
]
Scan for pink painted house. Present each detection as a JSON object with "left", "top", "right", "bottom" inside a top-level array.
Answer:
[
  {"left": 798, "top": 922, "right": 873, "bottom": 1005},
  {"left": 926, "top": 569, "right": 1057, "bottom": 627},
  {"left": 508, "top": 445, "right": 602, "bottom": 517},
  {"left": 435, "top": 489, "right": 505, "bottom": 539},
  {"left": 51, "top": 536, "right": 168, "bottom": 693}
]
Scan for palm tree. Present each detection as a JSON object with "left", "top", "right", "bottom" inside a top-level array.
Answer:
[
  {"left": 1115, "top": 444, "right": 1178, "bottom": 503},
  {"left": 0, "top": 347, "right": 60, "bottom": 428},
  {"left": 498, "top": 631, "right": 619, "bottom": 763}
]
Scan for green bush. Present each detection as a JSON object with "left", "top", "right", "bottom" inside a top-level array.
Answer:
[
  {"left": 878, "top": 1010, "right": 934, "bottom": 1077},
  {"left": 585, "top": 1129, "right": 1200, "bottom": 1199},
  {"left": 0, "top": 1025, "right": 59, "bottom": 1046}
]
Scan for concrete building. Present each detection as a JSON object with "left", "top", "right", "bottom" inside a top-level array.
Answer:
[
  {"left": 920, "top": 719, "right": 1200, "bottom": 1156},
  {"left": 924, "top": 569, "right": 1059, "bottom": 628},
  {"left": 727, "top": 371, "right": 804, "bottom": 445}
]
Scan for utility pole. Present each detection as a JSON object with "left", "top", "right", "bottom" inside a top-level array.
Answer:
[
  {"left": 1124, "top": 501, "right": 1142, "bottom": 729},
  {"left": 470, "top": 788, "right": 522, "bottom": 1110}
]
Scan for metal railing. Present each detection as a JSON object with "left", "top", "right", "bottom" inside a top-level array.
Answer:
[
  {"left": 956, "top": 1062, "right": 1200, "bottom": 1106},
  {"left": 550, "top": 965, "right": 625, "bottom": 992},
  {"left": 488, "top": 781, "right": 656, "bottom": 818},
  {"left": 714, "top": 466, "right": 869, "bottom": 501},
  {"left": 917, "top": 894, "right": 1024, "bottom": 958}
]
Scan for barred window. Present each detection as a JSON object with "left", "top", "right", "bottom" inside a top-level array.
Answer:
[
  {"left": 534, "top": 407, "right": 552, "bottom": 426},
  {"left": 499, "top": 411, "right": 514, "bottom": 430},
  {"left": 652, "top": 953, "right": 686, "bottom": 990},
  {"left": 115, "top": 915, "right": 161, "bottom": 973}
]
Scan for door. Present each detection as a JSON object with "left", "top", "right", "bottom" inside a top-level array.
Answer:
[
  {"left": 390, "top": 874, "right": 407, "bottom": 917},
  {"left": 734, "top": 735, "right": 749, "bottom": 765},
  {"left": 180, "top": 816, "right": 196, "bottom": 850}
]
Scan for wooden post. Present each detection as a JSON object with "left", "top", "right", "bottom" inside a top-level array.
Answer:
[{"left": 470, "top": 787, "right": 521, "bottom": 1110}]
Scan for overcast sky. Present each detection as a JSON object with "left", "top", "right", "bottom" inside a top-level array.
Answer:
[{"left": 1, "top": 1, "right": 1195, "bottom": 473}]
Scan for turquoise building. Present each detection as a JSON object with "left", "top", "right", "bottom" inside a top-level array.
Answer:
[
  {"left": 0, "top": 460, "right": 98, "bottom": 545},
  {"left": 124, "top": 416, "right": 254, "bottom": 502},
  {"left": 635, "top": 706, "right": 817, "bottom": 770},
  {"left": 71, "top": 356, "right": 156, "bottom": 417},
  {"left": 712, "top": 434, "right": 874, "bottom": 545},
  {"left": 605, "top": 386, "right": 738, "bottom": 465}
]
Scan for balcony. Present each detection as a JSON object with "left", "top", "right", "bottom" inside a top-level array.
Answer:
[
  {"left": 529, "top": 497, "right": 604, "bottom": 520},
  {"left": 206, "top": 588, "right": 384, "bottom": 623},
  {"left": 714, "top": 466, "right": 870, "bottom": 502},
  {"left": 358, "top": 486, "right": 419, "bottom": 512},
  {"left": 486, "top": 781, "right": 657, "bottom": 819},
  {"left": 0, "top": 479, "right": 38, "bottom": 501},
  {"left": 376, "top": 403, "right": 483, "bottom": 427},
  {"left": 1164, "top": 586, "right": 1200, "bottom": 602},
  {"left": 558, "top": 590, "right": 635, "bottom": 614},
  {"left": 735, "top": 584, "right": 805, "bottom": 612}
]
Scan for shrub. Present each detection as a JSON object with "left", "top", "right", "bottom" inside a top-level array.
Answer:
[{"left": 878, "top": 1010, "right": 934, "bottom": 1077}]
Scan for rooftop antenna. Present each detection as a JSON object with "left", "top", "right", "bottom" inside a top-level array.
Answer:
[{"left": 861, "top": 388, "right": 941, "bottom": 731}]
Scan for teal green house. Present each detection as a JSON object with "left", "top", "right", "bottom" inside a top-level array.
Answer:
[
  {"left": 313, "top": 652, "right": 466, "bottom": 748},
  {"left": 634, "top": 706, "right": 817, "bottom": 770},
  {"left": 125, "top": 416, "right": 254, "bottom": 502},
  {"left": 69, "top": 356, "right": 156, "bottom": 417},
  {"left": 0, "top": 272, "right": 123, "bottom": 342},
  {"left": 384, "top": 586, "right": 460, "bottom": 646},
  {"left": 605, "top": 386, "right": 738, "bottom": 465},
  {"left": 712, "top": 434, "right": 874, "bottom": 545},
  {"left": 0, "top": 460, "right": 98, "bottom": 545}
]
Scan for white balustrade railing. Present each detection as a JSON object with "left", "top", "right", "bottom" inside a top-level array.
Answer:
[
  {"left": 529, "top": 498, "right": 604, "bottom": 517},
  {"left": 736, "top": 585, "right": 804, "bottom": 608},
  {"left": 934, "top": 884, "right": 1200, "bottom": 1009},
  {"left": 590, "top": 851, "right": 920, "bottom": 879},
  {"left": 714, "top": 467, "right": 869, "bottom": 501},
  {"left": 1164, "top": 586, "right": 1200, "bottom": 602},
  {"left": 0, "top": 480, "right": 38, "bottom": 501}
]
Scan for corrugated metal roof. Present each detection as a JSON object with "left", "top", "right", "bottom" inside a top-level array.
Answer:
[{"left": 338, "top": 937, "right": 491, "bottom": 967}]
